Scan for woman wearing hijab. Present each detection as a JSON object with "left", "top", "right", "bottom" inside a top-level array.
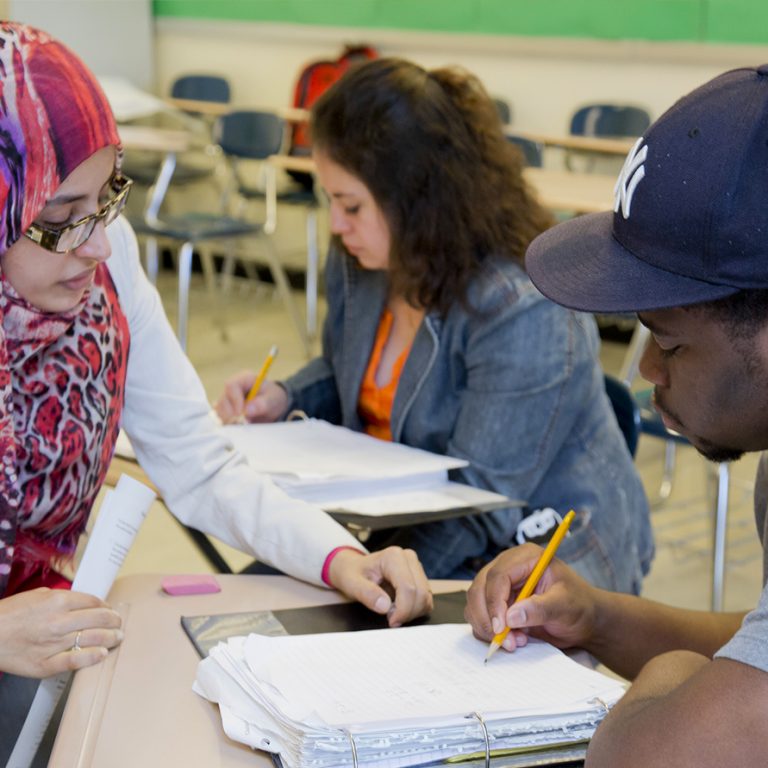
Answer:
[{"left": 0, "top": 24, "right": 430, "bottom": 757}]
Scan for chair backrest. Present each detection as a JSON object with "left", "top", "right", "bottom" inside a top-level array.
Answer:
[
  {"left": 171, "top": 74, "right": 231, "bottom": 104},
  {"left": 570, "top": 104, "right": 650, "bottom": 138},
  {"left": 506, "top": 134, "right": 543, "bottom": 167},
  {"left": 603, "top": 374, "right": 640, "bottom": 458},
  {"left": 215, "top": 110, "right": 286, "bottom": 160},
  {"left": 492, "top": 97, "right": 512, "bottom": 126}
]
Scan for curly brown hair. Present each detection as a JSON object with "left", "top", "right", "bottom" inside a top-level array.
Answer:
[{"left": 310, "top": 57, "right": 554, "bottom": 315}]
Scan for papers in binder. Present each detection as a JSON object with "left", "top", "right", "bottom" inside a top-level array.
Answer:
[
  {"left": 193, "top": 623, "right": 625, "bottom": 768},
  {"left": 221, "top": 419, "right": 515, "bottom": 517}
]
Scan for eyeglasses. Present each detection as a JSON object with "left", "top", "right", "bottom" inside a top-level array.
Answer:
[{"left": 24, "top": 174, "right": 133, "bottom": 253}]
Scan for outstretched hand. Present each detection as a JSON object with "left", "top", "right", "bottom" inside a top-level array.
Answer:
[
  {"left": 0, "top": 588, "right": 123, "bottom": 678},
  {"left": 464, "top": 543, "right": 598, "bottom": 653},
  {"left": 328, "top": 547, "right": 433, "bottom": 627}
]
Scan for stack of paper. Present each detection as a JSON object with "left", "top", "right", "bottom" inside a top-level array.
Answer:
[
  {"left": 221, "top": 419, "right": 513, "bottom": 518},
  {"left": 194, "top": 624, "right": 625, "bottom": 768}
]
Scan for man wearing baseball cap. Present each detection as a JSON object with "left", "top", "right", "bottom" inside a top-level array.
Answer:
[{"left": 465, "top": 65, "right": 768, "bottom": 766}]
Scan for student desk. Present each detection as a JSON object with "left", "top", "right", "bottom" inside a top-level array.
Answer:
[
  {"left": 48, "top": 574, "right": 468, "bottom": 768},
  {"left": 166, "top": 97, "right": 309, "bottom": 123},
  {"left": 105, "top": 454, "right": 516, "bottom": 534},
  {"left": 266, "top": 154, "right": 616, "bottom": 217},
  {"left": 117, "top": 125, "right": 192, "bottom": 155},
  {"left": 117, "top": 124, "right": 195, "bottom": 286},
  {"left": 523, "top": 167, "right": 616, "bottom": 215},
  {"left": 511, "top": 130, "right": 635, "bottom": 155}
]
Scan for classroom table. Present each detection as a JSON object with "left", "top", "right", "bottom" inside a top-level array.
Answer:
[
  {"left": 510, "top": 130, "right": 636, "bottom": 155},
  {"left": 105, "top": 453, "right": 516, "bottom": 535},
  {"left": 48, "top": 575, "right": 468, "bottom": 768},
  {"left": 166, "top": 97, "right": 309, "bottom": 123},
  {"left": 117, "top": 123, "right": 195, "bottom": 289},
  {"left": 118, "top": 124, "right": 192, "bottom": 155},
  {"left": 266, "top": 154, "right": 617, "bottom": 216},
  {"left": 523, "top": 167, "right": 616, "bottom": 214}
]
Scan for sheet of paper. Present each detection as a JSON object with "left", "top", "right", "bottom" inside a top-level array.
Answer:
[
  {"left": 242, "top": 624, "right": 624, "bottom": 727},
  {"left": 8, "top": 475, "right": 156, "bottom": 768},
  {"left": 322, "top": 482, "right": 510, "bottom": 515},
  {"left": 223, "top": 419, "right": 467, "bottom": 480}
]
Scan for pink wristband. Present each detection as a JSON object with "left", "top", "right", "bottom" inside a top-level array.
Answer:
[{"left": 322, "top": 546, "right": 365, "bottom": 587}]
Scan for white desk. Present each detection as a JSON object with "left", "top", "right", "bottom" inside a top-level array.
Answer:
[
  {"left": 165, "top": 97, "right": 309, "bottom": 123},
  {"left": 118, "top": 125, "right": 191, "bottom": 155},
  {"left": 511, "top": 130, "right": 636, "bottom": 156},
  {"left": 524, "top": 167, "right": 616, "bottom": 215},
  {"left": 266, "top": 154, "right": 616, "bottom": 216},
  {"left": 49, "top": 574, "right": 467, "bottom": 768}
]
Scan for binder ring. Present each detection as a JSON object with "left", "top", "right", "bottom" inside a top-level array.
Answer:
[
  {"left": 342, "top": 728, "right": 359, "bottom": 767},
  {"left": 466, "top": 711, "right": 491, "bottom": 768}
]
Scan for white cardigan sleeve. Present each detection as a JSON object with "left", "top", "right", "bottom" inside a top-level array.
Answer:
[{"left": 105, "top": 217, "right": 364, "bottom": 585}]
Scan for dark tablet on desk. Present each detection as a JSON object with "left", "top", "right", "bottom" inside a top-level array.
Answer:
[{"left": 181, "top": 589, "right": 468, "bottom": 659}]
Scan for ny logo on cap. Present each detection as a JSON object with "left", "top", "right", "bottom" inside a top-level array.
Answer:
[{"left": 614, "top": 138, "right": 648, "bottom": 219}]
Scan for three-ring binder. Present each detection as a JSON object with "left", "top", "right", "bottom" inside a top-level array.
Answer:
[
  {"left": 343, "top": 715, "right": 492, "bottom": 767},
  {"left": 466, "top": 711, "right": 491, "bottom": 768},
  {"left": 343, "top": 728, "right": 359, "bottom": 767}
]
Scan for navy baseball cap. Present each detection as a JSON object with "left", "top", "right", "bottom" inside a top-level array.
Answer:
[{"left": 527, "top": 64, "right": 768, "bottom": 313}]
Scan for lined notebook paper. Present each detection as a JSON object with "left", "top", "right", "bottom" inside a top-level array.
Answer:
[
  {"left": 194, "top": 624, "right": 625, "bottom": 768},
  {"left": 221, "top": 419, "right": 515, "bottom": 518}
]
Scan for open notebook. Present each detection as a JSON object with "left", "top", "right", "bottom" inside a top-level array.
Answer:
[
  {"left": 221, "top": 419, "right": 519, "bottom": 525},
  {"left": 194, "top": 624, "right": 624, "bottom": 768}
]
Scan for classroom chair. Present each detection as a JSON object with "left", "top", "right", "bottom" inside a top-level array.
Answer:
[
  {"left": 603, "top": 373, "right": 640, "bottom": 458},
  {"left": 492, "top": 97, "right": 512, "bottom": 126},
  {"left": 620, "top": 322, "right": 731, "bottom": 611},
  {"left": 506, "top": 134, "right": 544, "bottom": 168},
  {"left": 570, "top": 103, "right": 651, "bottom": 138},
  {"left": 566, "top": 102, "right": 651, "bottom": 172},
  {"left": 129, "top": 109, "right": 310, "bottom": 356},
  {"left": 171, "top": 73, "right": 231, "bottom": 105},
  {"left": 218, "top": 109, "right": 322, "bottom": 347},
  {"left": 123, "top": 74, "right": 231, "bottom": 186}
]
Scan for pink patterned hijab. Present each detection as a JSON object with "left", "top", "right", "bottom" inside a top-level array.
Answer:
[{"left": 0, "top": 23, "right": 130, "bottom": 596}]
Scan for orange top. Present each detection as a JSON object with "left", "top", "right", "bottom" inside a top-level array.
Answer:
[{"left": 358, "top": 309, "right": 412, "bottom": 442}]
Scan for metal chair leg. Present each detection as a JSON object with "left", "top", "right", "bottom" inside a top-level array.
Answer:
[
  {"left": 177, "top": 241, "right": 194, "bottom": 353},
  {"left": 711, "top": 461, "right": 730, "bottom": 612},
  {"left": 260, "top": 234, "right": 311, "bottom": 357},
  {"left": 658, "top": 440, "right": 676, "bottom": 501},
  {"left": 619, "top": 322, "right": 650, "bottom": 386},
  {"left": 145, "top": 236, "right": 159, "bottom": 285},
  {"left": 305, "top": 208, "right": 319, "bottom": 343}
]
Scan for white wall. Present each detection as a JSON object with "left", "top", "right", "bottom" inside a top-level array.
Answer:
[
  {"left": 155, "top": 18, "right": 768, "bottom": 136},
  {"left": 9, "top": 0, "right": 155, "bottom": 90}
]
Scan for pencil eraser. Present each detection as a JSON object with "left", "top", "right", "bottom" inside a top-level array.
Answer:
[{"left": 161, "top": 574, "right": 221, "bottom": 596}]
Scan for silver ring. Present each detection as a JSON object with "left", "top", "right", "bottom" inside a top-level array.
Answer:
[{"left": 72, "top": 631, "right": 82, "bottom": 652}]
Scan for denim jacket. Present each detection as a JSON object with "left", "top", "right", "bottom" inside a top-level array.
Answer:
[{"left": 282, "top": 245, "right": 653, "bottom": 593}]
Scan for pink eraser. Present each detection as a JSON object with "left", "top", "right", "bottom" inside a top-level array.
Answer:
[{"left": 161, "top": 574, "right": 221, "bottom": 596}]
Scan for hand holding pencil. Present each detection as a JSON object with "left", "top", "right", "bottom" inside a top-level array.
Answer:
[
  {"left": 214, "top": 345, "right": 290, "bottom": 424},
  {"left": 484, "top": 510, "right": 575, "bottom": 662},
  {"left": 465, "top": 510, "right": 599, "bottom": 660}
]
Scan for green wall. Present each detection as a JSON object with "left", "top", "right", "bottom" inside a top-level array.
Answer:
[{"left": 153, "top": 1, "right": 768, "bottom": 45}]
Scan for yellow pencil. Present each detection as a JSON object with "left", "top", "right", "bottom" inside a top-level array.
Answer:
[
  {"left": 484, "top": 509, "right": 575, "bottom": 663},
  {"left": 245, "top": 345, "right": 279, "bottom": 403}
]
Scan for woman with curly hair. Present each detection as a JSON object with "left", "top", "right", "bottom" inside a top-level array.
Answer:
[{"left": 217, "top": 57, "right": 653, "bottom": 590}]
